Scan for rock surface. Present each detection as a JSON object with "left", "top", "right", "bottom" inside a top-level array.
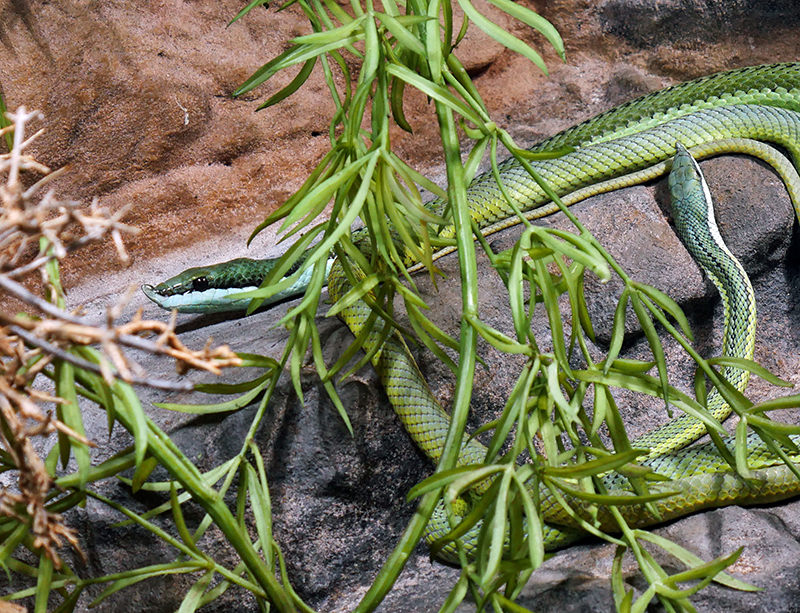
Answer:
[{"left": 3, "top": 0, "right": 800, "bottom": 612}]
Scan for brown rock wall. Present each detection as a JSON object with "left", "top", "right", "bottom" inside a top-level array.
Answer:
[{"left": 0, "top": 0, "right": 797, "bottom": 296}]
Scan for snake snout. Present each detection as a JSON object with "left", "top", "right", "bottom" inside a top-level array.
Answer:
[{"left": 141, "top": 284, "right": 160, "bottom": 302}]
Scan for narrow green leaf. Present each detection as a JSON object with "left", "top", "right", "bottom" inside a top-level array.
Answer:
[
  {"left": 707, "top": 356, "right": 792, "bottom": 387},
  {"left": 257, "top": 58, "right": 316, "bottom": 110},
  {"left": 386, "top": 63, "right": 487, "bottom": 130},
  {"left": 548, "top": 476, "right": 675, "bottom": 506},
  {"left": 632, "top": 530, "right": 760, "bottom": 592},
  {"left": 0, "top": 91, "right": 13, "bottom": 152},
  {"left": 576, "top": 369, "right": 727, "bottom": 436},
  {"left": 177, "top": 570, "right": 215, "bottom": 613},
  {"left": 545, "top": 449, "right": 645, "bottom": 479},
  {"left": 534, "top": 259, "right": 572, "bottom": 378},
  {"left": 425, "top": 0, "right": 444, "bottom": 81},
  {"left": 482, "top": 470, "right": 512, "bottom": 584},
  {"left": 747, "top": 392, "right": 800, "bottom": 414},
  {"left": 131, "top": 456, "right": 159, "bottom": 493},
  {"left": 377, "top": 12, "right": 426, "bottom": 55},
  {"left": 660, "top": 547, "right": 744, "bottom": 597},
  {"left": 437, "top": 572, "right": 470, "bottom": 613},
  {"left": 630, "top": 292, "right": 669, "bottom": 408},
  {"left": 612, "top": 547, "right": 633, "bottom": 612},
  {"left": 591, "top": 383, "right": 609, "bottom": 438},
  {"left": 51, "top": 584, "right": 83, "bottom": 613},
  {"left": 635, "top": 282, "right": 693, "bottom": 341},
  {"left": 605, "top": 289, "right": 631, "bottom": 375},
  {"left": 170, "top": 482, "right": 200, "bottom": 554},
  {"left": 54, "top": 360, "right": 90, "bottom": 488},
  {"left": 325, "top": 272, "right": 383, "bottom": 316},
  {"left": 308, "top": 320, "right": 353, "bottom": 435},
  {"left": 195, "top": 371, "right": 274, "bottom": 396},
  {"left": 735, "top": 418, "right": 752, "bottom": 478},
  {"left": 512, "top": 474, "right": 545, "bottom": 568},
  {"left": 486, "top": 0, "right": 564, "bottom": 58},
  {"left": 34, "top": 554, "right": 53, "bottom": 613},
  {"left": 382, "top": 149, "right": 448, "bottom": 201},
  {"left": 293, "top": 14, "right": 366, "bottom": 44},
  {"left": 608, "top": 359, "right": 658, "bottom": 374},
  {"left": 319, "top": 0, "right": 356, "bottom": 24},
  {"left": 492, "top": 594, "right": 539, "bottom": 613},
  {"left": 0, "top": 523, "right": 28, "bottom": 564},
  {"left": 575, "top": 269, "right": 596, "bottom": 342},
  {"left": 429, "top": 480, "right": 504, "bottom": 560},
  {"left": 747, "top": 414, "right": 800, "bottom": 436},
  {"left": 235, "top": 44, "right": 311, "bottom": 96},
  {"left": 454, "top": 4, "right": 469, "bottom": 47},
  {"left": 510, "top": 145, "right": 575, "bottom": 160},
  {"left": 75, "top": 347, "right": 149, "bottom": 469},
  {"left": 245, "top": 462, "right": 274, "bottom": 561},
  {"left": 406, "top": 303, "right": 459, "bottom": 374},
  {"left": 463, "top": 136, "right": 491, "bottom": 185},
  {"left": 507, "top": 239, "right": 530, "bottom": 342},
  {"left": 458, "top": 0, "right": 548, "bottom": 74},
  {"left": 155, "top": 381, "right": 267, "bottom": 414},
  {"left": 361, "top": 13, "right": 380, "bottom": 80},
  {"left": 228, "top": 0, "right": 269, "bottom": 26},
  {"left": 235, "top": 353, "right": 281, "bottom": 369},
  {"left": 537, "top": 229, "right": 610, "bottom": 281},
  {"left": 390, "top": 75, "right": 413, "bottom": 133},
  {"left": 88, "top": 563, "right": 207, "bottom": 607},
  {"left": 467, "top": 314, "right": 532, "bottom": 355},
  {"left": 407, "top": 465, "right": 490, "bottom": 501},
  {"left": 484, "top": 362, "right": 536, "bottom": 460}
]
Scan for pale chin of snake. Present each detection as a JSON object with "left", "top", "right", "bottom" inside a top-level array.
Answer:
[{"left": 143, "top": 63, "right": 800, "bottom": 560}]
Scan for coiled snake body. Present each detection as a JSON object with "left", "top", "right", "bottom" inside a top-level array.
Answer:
[{"left": 144, "top": 63, "right": 800, "bottom": 559}]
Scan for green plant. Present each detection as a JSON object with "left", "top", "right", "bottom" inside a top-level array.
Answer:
[{"left": 212, "top": 2, "right": 800, "bottom": 611}]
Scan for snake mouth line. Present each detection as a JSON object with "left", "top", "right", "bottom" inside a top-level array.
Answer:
[{"left": 141, "top": 283, "right": 262, "bottom": 314}]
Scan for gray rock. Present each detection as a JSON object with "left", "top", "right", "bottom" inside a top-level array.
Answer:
[{"left": 599, "top": 0, "right": 800, "bottom": 48}]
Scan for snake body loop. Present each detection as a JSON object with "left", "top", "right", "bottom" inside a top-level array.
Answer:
[{"left": 144, "top": 63, "right": 800, "bottom": 558}]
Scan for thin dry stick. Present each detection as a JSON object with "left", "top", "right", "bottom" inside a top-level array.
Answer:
[{"left": 0, "top": 107, "right": 242, "bottom": 567}]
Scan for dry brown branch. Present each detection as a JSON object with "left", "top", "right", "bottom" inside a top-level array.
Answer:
[{"left": 0, "top": 107, "right": 242, "bottom": 567}]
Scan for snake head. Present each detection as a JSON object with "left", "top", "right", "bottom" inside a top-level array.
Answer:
[
  {"left": 141, "top": 254, "right": 322, "bottom": 314},
  {"left": 142, "top": 258, "right": 279, "bottom": 314}
]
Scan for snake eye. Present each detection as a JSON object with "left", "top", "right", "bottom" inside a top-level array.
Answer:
[{"left": 192, "top": 277, "right": 210, "bottom": 292}]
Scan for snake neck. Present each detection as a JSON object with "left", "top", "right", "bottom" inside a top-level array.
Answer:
[{"left": 630, "top": 145, "right": 758, "bottom": 458}]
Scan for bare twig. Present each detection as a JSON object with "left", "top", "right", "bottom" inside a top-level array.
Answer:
[
  {"left": 0, "top": 107, "right": 243, "bottom": 568},
  {"left": 0, "top": 274, "right": 241, "bottom": 377},
  {"left": 8, "top": 325, "right": 196, "bottom": 392}
]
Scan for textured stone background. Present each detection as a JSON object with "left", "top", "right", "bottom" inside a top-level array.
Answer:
[{"left": 3, "top": 0, "right": 800, "bottom": 612}]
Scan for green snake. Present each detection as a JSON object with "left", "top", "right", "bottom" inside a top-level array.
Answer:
[{"left": 143, "top": 63, "right": 800, "bottom": 559}]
